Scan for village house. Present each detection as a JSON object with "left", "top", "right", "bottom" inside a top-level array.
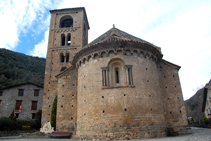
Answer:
[{"left": 0, "top": 82, "right": 43, "bottom": 120}]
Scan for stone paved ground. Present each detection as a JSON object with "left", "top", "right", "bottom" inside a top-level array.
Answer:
[{"left": 0, "top": 127, "right": 211, "bottom": 141}]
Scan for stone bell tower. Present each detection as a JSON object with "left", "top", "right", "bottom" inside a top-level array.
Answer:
[{"left": 42, "top": 7, "right": 89, "bottom": 126}]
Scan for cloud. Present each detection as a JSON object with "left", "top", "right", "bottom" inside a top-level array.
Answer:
[
  {"left": 29, "top": 28, "right": 49, "bottom": 58},
  {"left": 0, "top": 0, "right": 60, "bottom": 50},
  {"left": 142, "top": 3, "right": 211, "bottom": 100}
]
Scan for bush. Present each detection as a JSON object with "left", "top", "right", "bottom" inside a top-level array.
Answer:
[
  {"left": 203, "top": 116, "right": 209, "bottom": 124},
  {"left": 0, "top": 117, "right": 14, "bottom": 131},
  {"left": 51, "top": 96, "right": 57, "bottom": 130}
]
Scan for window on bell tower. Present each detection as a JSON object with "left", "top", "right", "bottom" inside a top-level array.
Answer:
[
  {"left": 60, "top": 15, "right": 73, "bottom": 28},
  {"left": 61, "top": 34, "right": 65, "bottom": 46},
  {"left": 67, "top": 33, "right": 71, "bottom": 45}
]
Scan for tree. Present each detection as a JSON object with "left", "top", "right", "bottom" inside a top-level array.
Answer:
[
  {"left": 9, "top": 110, "right": 17, "bottom": 129},
  {"left": 32, "top": 110, "right": 42, "bottom": 129},
  {"left": 51, "top": 96, "right": 57, "bottom": 130}
]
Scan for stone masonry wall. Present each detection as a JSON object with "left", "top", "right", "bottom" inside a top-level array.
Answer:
[
  {"left": 75, "top": 48, "right": 166, "bottom": 139},
  {"left": 159, "top": 60, "right": 188, "bottom": 133},
  {"left": 56, "top": 69, "right": 77, "bottom": 132}
]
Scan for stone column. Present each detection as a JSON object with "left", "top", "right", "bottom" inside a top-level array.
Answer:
[
  {"left": 101, "top": 67, "right": 109, "bottom": 86},
  {"left": 105, "top": 67, "right": 109, "bottom": 86}
]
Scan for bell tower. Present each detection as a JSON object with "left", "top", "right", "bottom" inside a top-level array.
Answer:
[{"left": 42, "top": 7, "right": 89, "bottom": 125}]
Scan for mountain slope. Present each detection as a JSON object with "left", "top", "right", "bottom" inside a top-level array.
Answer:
[{"left": 0, "top": 48, "right": 45, "bottom": 88}]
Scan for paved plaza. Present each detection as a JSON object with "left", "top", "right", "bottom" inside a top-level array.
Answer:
[{"left": 0, "top": 127, "right": 211, "bottom": 141}]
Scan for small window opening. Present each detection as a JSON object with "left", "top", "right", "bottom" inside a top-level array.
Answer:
[
  {"left": 32, "top": 113, "right": 36, "bottom": 119},
  {"left": 102, "top": 110, "right": 105, "bottom": 113},
  {"left": 173, "top": 75, "right": 175, "bottom": 77},
  {"left": 62, "top": 95, "right": 64, "bottom": 97},
  {"left": 72, "top": 95, "right": 74, "bottom": 97},
  {"left": 66, "top": 54, "right": 69, "bottom": 62},
  {"left": 102, "top": 96, "right": 104, "bottom": 98},
  {"left": 61, "top": 105, "right": 63, "bottom": 108},
  {"left": 49, "top": 105, "right": 50, "bottom": 107},
  {"left": 124, "top": 94, "right": 126, "bottom": 96},
  {"left": 166, "top": 87, "right": 167, "bottom": 88},
  {"left": 71, "top": 117, "right": 73, "bottom": 120},
  {"left": 61, "top": 34, "right": 65, "bottom": 46},
  {"left": 34, "top": 90, "right": 39, "bottom": 97},
  {"left": 180, "top": 111, "right": 182, "bottom": 113},
  {"left": 124, "top": 109, "right": 127, "bottom": 111},
  {"left": 31, "top": 101, "right": 37, "bottom": 110},
  {"left": 61, "top": 19, "right": 73, "bottom": 28},
  {"left": 175, "top": 86, "right": 177, "bottom": 88},
  {"left": 72, "top": 105, "right": 73, "bottom": 107},
  {"left": 151, "top": 109, "right": 152, "bottom": 111},
  {"left": 115, "top": 68, "right": 119, "bottom": 83},
  {"left": 67, "top": 34, "right": 71, "bottom": 45},
  {"left": 60, "top": 54, "right": 64, "bottom": 63},
  {"left": 170, "top": 111, "right": 172, "bottom": 114}
]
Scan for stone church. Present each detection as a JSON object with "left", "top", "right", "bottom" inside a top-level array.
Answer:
[{"left": 42, "top": 7, "right": 190, "bottom": 139}]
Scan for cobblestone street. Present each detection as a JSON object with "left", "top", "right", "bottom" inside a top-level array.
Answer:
[{"left": 0, "top": 127, "right": 211, "bottom": 141}]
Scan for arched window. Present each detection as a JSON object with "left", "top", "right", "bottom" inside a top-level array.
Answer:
[
  {"left": 66, "top": 53, "right": 69, "bottom": 62},
  {"left": 102, "top": 58, "right": 133, "bottom": 87},
  {"left": 67, "top": 33, "right": 71, "bottom": 45},
  {"left": 115, "top": 67, "right": 120, "bottom": 83},
  {"left": 60, "top": 53, "right": 64, "bottom": 63},
  {"left": 60, "top": 15, "right": 73, "bottom": 28},
  {"left": 61, "top": 34, "right": 65, "bottom": 46}
]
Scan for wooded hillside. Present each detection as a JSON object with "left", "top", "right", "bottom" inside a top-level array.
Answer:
[{"left": 0, "top": 48, "right": 45, "bottom": 88}]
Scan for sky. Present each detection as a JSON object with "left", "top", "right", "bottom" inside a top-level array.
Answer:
[{"left": 0, "top": 0, "right": 211, "bottom": 100}]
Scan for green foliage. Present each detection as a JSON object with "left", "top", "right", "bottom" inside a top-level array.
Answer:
[
  {"left": 51, "top": 96, "right": 57, "bottom": 130},
  {"left": 0, "top": 48, "right": 45, "bottom": 88},
  {"left": 0, "top": 117, "right": 14, "bottom": 131},
  {"left": 203, "top": 116, "right": 209, "bottom": 124},
  {"left": 9, "top": 110, "right": 17, "bottom": 129},
  {"left": 32, "top": 110, "right": 42, "bottom": 129}
]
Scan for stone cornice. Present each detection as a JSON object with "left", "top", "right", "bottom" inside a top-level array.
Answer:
[
  {"left": 72, "top": 41, "right": 163, "bottom": 67},
  {"left": 51, "top": 27, "right": 79, "bottom": 33}
]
